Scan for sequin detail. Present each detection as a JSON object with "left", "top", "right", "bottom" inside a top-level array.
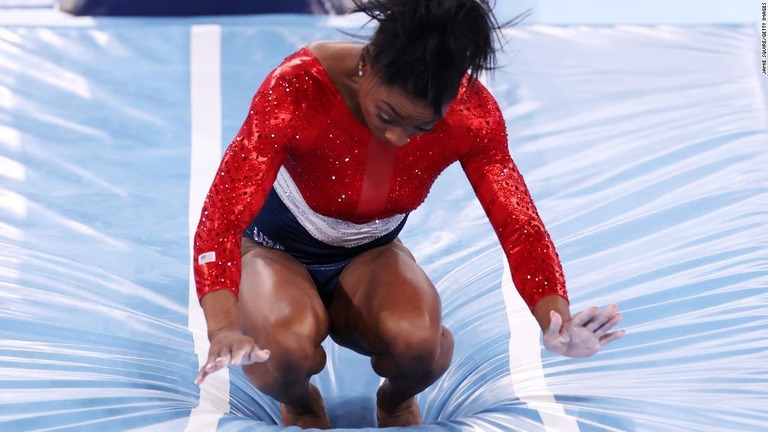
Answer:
[{"left": 193, "top": 47, "right": 568, "bottom": 310}]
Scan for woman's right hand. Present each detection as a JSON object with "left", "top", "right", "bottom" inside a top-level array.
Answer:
[{"left": 195, "top": 329, "right": 270, "bottom": 385}]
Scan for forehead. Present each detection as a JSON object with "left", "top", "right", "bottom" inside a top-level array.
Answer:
[{"left": 368, "top": 81, "right": 442, "bottom": 120}]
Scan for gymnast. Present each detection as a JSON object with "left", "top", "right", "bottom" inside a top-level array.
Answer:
[{"left": 192, "top": 0, "right": 625, "bottom": 428}]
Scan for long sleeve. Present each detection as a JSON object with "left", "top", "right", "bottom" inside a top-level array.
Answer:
[
  {"left": 457, "top": 83, "right": 568, "bottom": 311},
  {"left": 193, "top": 53, "right": 329, "bottom": 301}
]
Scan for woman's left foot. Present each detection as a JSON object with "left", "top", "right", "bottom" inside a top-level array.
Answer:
[{"left": 376, "top": 382, "right": 422, "bottom": 427}]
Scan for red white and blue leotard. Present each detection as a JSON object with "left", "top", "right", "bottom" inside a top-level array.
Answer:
[{"left": 193, "top": 47, "right": 568, "bottom": 311}]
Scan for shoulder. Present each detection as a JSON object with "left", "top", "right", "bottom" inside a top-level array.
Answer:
[
  {"left": 266, "top": 41, "right": 360, "bottom": 86},
  {"left": 451, "top": 78, "right": 502, "bottom": 118},
  {"left": 262, "top": 46, "right": 324, "bottom": 87},
  {"left": 441, "top": 77, "right": 509, "bottom": 157},
  {"left": 254, "top": 46, "right": 339, "bottom": 108},
  {"left": 306, "top": 41, "right": 363, "bottom": 104},
  {"left": 306, "top": 41, "right": 362, "bottom": 77},
  {"left": 445, "top": 77, "right": 506, "bottom": 136}
]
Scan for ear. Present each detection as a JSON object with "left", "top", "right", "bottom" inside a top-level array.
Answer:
[{"left": 360, "top": 44, "right": 372, "bottom": 74}]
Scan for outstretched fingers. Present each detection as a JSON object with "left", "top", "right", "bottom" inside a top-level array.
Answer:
[
  {"left": 242, "top": 346, "right": 271, "bottom": 365},
  {"left": 593, "top": 311, "right": 622, "bottom": 335},
  {"left": 585, "top": 304, "right": 619, "bottom": 331},
  {"left": 570, "top": 306, "right": 599, "bottom": 328},
  {"left": 588, "top": 305, "right": 625, "bottom": 346},
  {"left": 195, "top": 352, "right": 230, "bottom": 385},
  {"left": 600, "top": 328, "right": 626, "bottom": 346},
  {"left": 195, "top": 344, "right": 271, "bottom": 385},
  {"left": 544, "top": 304, "right": 626, "bottom": 358}
]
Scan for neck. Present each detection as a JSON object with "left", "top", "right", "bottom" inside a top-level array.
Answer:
[{"left": 347, "top": 46, "right": 368, "bottom": 126}]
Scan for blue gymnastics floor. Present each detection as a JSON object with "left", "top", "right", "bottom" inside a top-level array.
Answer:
[{"left": 0, "top": 14, "right": 767, "bottom": 432}]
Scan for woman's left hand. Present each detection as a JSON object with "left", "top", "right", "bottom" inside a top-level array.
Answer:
[{"left": 543, "top": 304, "right": 625, "bottom": 358}]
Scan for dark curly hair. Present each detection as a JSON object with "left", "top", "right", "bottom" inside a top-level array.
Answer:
[{"left": 350, "top": 0, "right": 519, "bottom": 114}]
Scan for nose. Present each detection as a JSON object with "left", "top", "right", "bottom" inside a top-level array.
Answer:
[{"left": 384, "top": 128, "right": 410, "bottom": 147}]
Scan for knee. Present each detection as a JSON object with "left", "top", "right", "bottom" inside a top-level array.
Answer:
[
  {"left": 284, "top": 324, "right": 327, "bottom": 368},
  {"left": 379, "top": 316, "right": 452, "bottom": 374},
  {"left": 243, "top": 314, "right": 328, "bottom": 390},
  {"left": 272, "top": 313, "right": 328, "bottom": 372}
]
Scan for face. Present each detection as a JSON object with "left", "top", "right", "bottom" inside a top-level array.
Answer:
[{"left": 357, "top": 69, "right": 446, "bottom": 147}]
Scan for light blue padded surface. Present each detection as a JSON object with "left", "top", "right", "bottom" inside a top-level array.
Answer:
[{"left": 0, "top": 15, "right": 766, "bottom": 432}]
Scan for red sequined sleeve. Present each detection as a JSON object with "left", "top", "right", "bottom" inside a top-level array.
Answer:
[
  {"left": 457, "top": 83, "right": 569, "bottom": 311},
  {"left": 193, "top": 55, "right": 326, "bottom": 301}
]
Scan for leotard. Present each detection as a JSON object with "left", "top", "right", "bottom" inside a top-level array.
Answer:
[{"left": 193, "top": 47, "right": 568, "bottom": 311}]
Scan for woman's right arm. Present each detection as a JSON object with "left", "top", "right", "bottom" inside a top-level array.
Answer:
[
  {"left": 192, "top": 50, "right": 332, "bottom": 384},
  {"left": 192, "top": 85, "right": 287, "bottom": 383}
]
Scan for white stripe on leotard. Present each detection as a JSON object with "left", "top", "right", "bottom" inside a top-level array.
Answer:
[{"left": 273, "top": 166, "right": 406, "bottom": 248}]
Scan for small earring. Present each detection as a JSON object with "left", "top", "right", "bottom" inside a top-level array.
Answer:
[{"left": 358, "top": 62, "right": 364, "bottom": 77}]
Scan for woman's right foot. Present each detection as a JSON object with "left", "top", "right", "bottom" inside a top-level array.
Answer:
[{"left": 280, "top": 384, "right": 331, "bottom": 429}]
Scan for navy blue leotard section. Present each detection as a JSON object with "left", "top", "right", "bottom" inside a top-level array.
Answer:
[{"left": 243, "top": 188, "right": 407, "bottom": 303}]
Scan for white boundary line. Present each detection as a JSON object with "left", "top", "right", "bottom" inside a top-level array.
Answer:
[
  {"left": 185, "top": 24, "right": 230, "bottom": 432},
  {"left": 483, "top": 68, "right": 579, "bottom": 431},
  {"left": 500, "top": 257, "right": 580, "bottom": 432}
]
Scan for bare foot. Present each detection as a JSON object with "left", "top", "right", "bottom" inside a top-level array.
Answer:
[
  {"left": 280, "top": 384, "right": 331, "bottom": 429},
  {"left": 376, "top": 382, "right": 423, "bottom": 428}
]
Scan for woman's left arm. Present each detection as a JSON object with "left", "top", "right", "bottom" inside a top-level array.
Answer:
[{"left": 457, "top": 83, "right": 624, "bottom": 358}]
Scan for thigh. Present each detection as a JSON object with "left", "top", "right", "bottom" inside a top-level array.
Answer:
[
  {"left": 238, "top": 238, "right": 329, "bottom": 349},
  {"left": 328, "top": 240, "right": 442, "bottom": 356}
]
